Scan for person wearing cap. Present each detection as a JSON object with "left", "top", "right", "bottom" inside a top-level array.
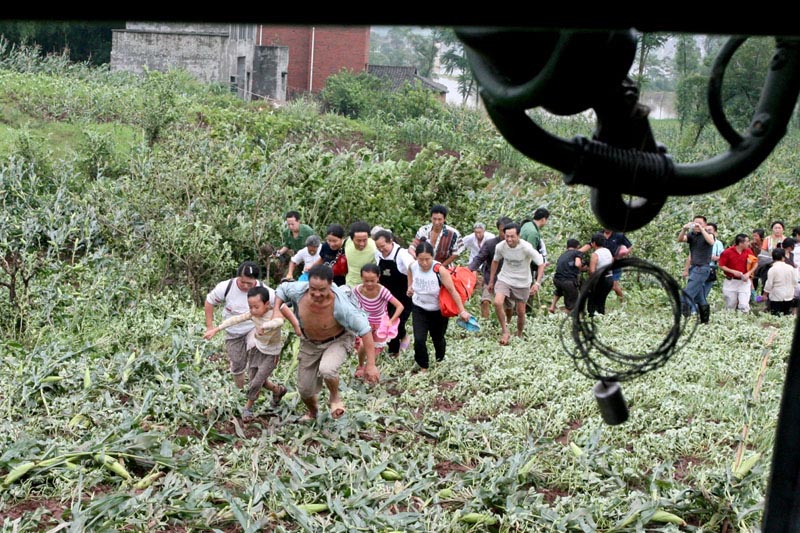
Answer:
[
  {"left": 204, "top": 261, "right": 265, "bottom": 388},
  {"left": 462, "top": 222, "right": 496, "bottom": 264}
]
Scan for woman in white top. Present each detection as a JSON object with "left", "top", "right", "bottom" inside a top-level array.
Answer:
[
  {"left": 588, "top": 233, "right": 614, "bottom": 315},
  {"left": 406, "top": 239, "right": 471, "bottom": 371}
]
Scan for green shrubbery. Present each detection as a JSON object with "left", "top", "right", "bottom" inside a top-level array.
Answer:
[
  {"left": 0, "top": 155, "right": 101, "bottom": 335},
  {"left": 320, "top": 70, "right": 444, "bottom": 122}
]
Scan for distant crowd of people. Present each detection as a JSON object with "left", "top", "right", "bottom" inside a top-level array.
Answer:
[
  {"left": 679, "top": 217, "right": 799, "bottom": 321},
  {"left": 203, "top": 207, "right": 799, "bottom": 421}
]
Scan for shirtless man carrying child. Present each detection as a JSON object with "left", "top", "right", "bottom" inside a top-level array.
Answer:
[{"left": 271, "top": 264, "right": 379, "bottom": 420}]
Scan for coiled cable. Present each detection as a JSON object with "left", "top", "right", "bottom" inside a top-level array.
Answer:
[{"left": 560, "top": 257, "right": 698, "bottom": 382}]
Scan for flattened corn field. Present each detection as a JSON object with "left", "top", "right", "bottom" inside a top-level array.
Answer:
[{"left": 1, "top": 307, "right": 793, "bottom": 531}]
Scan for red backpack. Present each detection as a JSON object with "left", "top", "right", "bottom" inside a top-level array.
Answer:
[{"left": 433, "top": 264, "right": 477, "bottom": 318}]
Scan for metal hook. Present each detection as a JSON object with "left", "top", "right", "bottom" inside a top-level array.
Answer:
[{"left": 589, "top": 187, "right": 667, "bottom": 232}]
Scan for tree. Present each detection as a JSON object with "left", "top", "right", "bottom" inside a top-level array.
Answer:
[
  {"left": 674, "top": 35, "right": 705, "bottom": 142},
  {"left": 370, "top": 27, "right": 416, "bottom": 66},
  {"left": 634, "top": 33, "right": 670, "bottom": 89},
  {"left": 0, "top": 20, "right": 123, "bottom": 64},
  {"left": 434, "top": 28, "right": 477, "bottom": 105},
  {"left": 702, "top": 35, "right": 726, "bottom": 62},
  {"left": 675, "top": 36, "right": 775, "bottom": 147},
  {"left": 408, "top": 31, "right": 438, "bottom": 78},
  {"left": 674, "top": 35, "right": 701, "bottom": 79},
  {"left": 319, "top": 71, "right": 386, "bottom": 119},
  {"left": 369, "top": 27, "right": 438, "bottom": 78},
  {"left": 676, "top": 74, "right": 709, "bottom": 145},
  {"left": 721, "top": 37, "right": 773, "bottom": 130}
]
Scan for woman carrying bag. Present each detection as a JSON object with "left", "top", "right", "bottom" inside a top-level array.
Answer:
[{"left": 406, "top": 239, "right": 471, "bottom": 372}]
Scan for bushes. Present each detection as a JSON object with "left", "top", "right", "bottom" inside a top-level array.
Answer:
[
  {"left": 78, "top": 128, "right": 121, "bottom": 178},
  {"left": 320, "top": 70, "right": 444, "bottom": 122},
  {"left": 320, "top": 70, "right": 387, "bottom": 119}
]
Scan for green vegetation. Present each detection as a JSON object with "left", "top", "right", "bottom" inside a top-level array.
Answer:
[
  {"left": 320, "top": 70, "right": 446, "bottom": 123},
  {"left": 0, "top": 21, "right": 123, "bottom": 65},
  {"left": 1, "top": 42, "right": 799, "bottom": 531},
  {"left": 675, "top": 36, "right": 774, "bottom": 147}
]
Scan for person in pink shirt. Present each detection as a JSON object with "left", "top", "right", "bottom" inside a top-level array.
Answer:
[{"left": 352, "top": 264, "right": 404, "bottom": 378}]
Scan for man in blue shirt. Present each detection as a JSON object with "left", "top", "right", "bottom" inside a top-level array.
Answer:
[{"left": 272, "top": 264, "right": 378, "bottom": 420}]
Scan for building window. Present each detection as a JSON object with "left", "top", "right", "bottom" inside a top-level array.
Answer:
[{"left": 230, "top": 24, "right": 255, "bottom": 41}]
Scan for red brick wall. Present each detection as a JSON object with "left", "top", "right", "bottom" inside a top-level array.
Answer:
[
  {"left": 258, "top": 25, "right": 369, "bottom": 95},
  {"left": 308, "top": 27, "right": 370, "bottom": 92}
]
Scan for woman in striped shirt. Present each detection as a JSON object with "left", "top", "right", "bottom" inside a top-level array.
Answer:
[{"left": 353, "top": 263, "right": 404, "bottom": 378}]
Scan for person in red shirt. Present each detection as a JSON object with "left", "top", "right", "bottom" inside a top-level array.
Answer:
[{"left": 718, "top": 234, "right": 757, "bottom": 312}]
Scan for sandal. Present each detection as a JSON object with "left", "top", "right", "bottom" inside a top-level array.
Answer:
[
  {"left": 272, "top": 384, "right": 287, "bottom": 408},
  {"left": 242, "top": 407, "right": 254, "bottom": 422}
]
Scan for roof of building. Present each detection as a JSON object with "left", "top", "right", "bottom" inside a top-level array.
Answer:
[{"left": 366, "top": 64, "right": 448, "bottom": 94}]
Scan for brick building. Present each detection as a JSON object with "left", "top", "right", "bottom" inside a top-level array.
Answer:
[
  {"left": 111, "top": 23, "right": 370, "bottom": 101},
  {"left": 258, "top": 26, "right": 370, "bottom": 96}
]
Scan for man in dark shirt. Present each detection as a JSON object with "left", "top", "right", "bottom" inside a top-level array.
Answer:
[
  {"left": 549, "top": 239, "right": 585, "bottom": 313},
  {"left": 602, "top": 229, "right": 632, "bottom": 303},
  {"left": 469, "top": 216, "right": 512, "bottom": 318},
  {"left": 678, "top": 215, "right": 715, "bottom": 323}
]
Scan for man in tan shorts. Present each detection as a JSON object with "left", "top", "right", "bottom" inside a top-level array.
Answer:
[
  {"left": 272, "top": 264, "right": 379, "bottom": 421},
  {"left": 468, "top": 216, "right": 513, "bottom": 319},
  {"left": 488, "top": 223, "right": 544, "bottom": 345}
]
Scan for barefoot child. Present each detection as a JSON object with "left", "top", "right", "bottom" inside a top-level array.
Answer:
[
  {"left": 352, "top": 264, "right": 404, "bottom": 378},
  {"left": 204, "top": 286, "right": 292, "bottom": 421}
]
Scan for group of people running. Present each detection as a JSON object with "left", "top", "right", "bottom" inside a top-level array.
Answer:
[
  {"left": 203, "top": 206, "right": 568, "bottom": 421},
  {"left": 203, "top": 206, "right": 799, "bottom": 422},
  {"left": 203, "top": 207, "right": 474, "bottom": 421}
]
